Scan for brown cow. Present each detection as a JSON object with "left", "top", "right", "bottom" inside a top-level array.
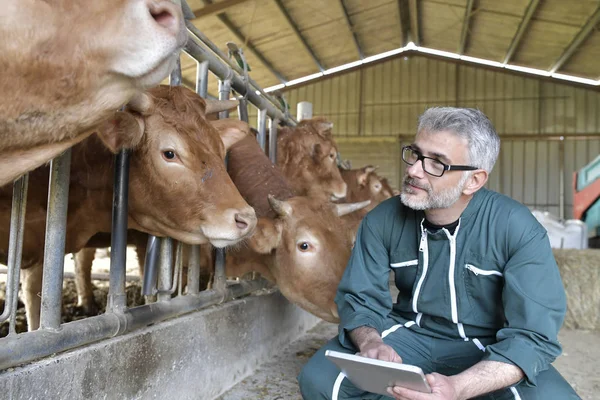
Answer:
[
  {"left": 224, "top": 133, "right": 369, "bottom": 322},
  {"left": 276, "top": 118, "right": 347, "bottom": 200},
  {"left": 0, "top": 0, "right": 187, "bottom": 185},
  {"left": 0, "top": 86, "right": 256, "bottom": 331},
  {"left": 340, "top": 165, "right": 394, "bottom": 213}
]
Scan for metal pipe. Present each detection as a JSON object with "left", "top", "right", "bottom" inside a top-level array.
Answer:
[
  {"left": 142, "top": 235, "right": 160, "bottom": 296},
  {"left": 559, "top": 137, "right": 565, "bottom": 219},
  {"left": 269, "top": 118, "right": 279, "bottom": 164},
  {"left": 186, "top": 245, "right": 201, "bottom": 295},
  {"left": 40, "top": 150, "right": 72, "bottom": 330},
  {"left": 196, "top": 61, "right": 210, "bottom": 98},
  {"left": 107, "top": 149, "right": 130, "bottom": 313},
  {"left": 0, "top": 278, "right": 270, "bottom": 371},
  {"left": 169, "top": 57, "right": 182, "bottom": 86},
  {"left": 237, "top": 96, "right": 249, "bottom": 123},
  {"left": 157, "top": 237, "right": 173, "bottom": 302},
  {"left": 0, "top": 176, "right": 28, "bottom": 334},
  {"left": 184, "top": 39, "right": 295, "bottom": 125},
  {"left": 257, "top": 109, "right": 267, "bottom": 152}
]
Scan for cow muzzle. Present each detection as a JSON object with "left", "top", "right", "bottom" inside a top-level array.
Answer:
[{"left": 202, "top": 207, "right": 257, "bottom": 248}]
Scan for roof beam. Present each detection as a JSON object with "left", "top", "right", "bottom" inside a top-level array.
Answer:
[
  {"left": 408, "top": 0, "right": 420, "bottom": 46},
  {"left": 397, "top": 0, "right": 411, "bottom": 46},
  {"left": 340, "top": 0, "right": 364, "bottom": 59},
  {"left": 273, "top": 0, "right": 325, "bottom": 72},
  {"left": 549, "top": 6, "right": 600, "bottom": 74},
  {"left": 502, "top": 0, "right": 540, "bottom": 64},
  {"left": 191, "top": 0, "right": 252, "bottom": 19},
  {"left": 458, "top": 0, "right": 475, "bottom": 55},
  {"left": 199, "top": 0, "right": 288, "bottom": 83}
]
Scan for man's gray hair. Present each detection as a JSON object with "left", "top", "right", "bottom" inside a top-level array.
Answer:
[{"left": 417, "top": 107, "right": 500, "bottom": 173}]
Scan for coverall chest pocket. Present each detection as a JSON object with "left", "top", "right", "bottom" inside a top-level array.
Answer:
[
  {"left": 390, "top": 258, "right": 419, "bottom": 294},
  {"left": 463, "top": 257, "right": 505, "bottom": 325}
]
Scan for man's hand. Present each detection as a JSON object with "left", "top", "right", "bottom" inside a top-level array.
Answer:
[
  {"left": 349, "top": 326, "right": 402, "bottom": 363},
  {"left": 387, "top": 373, "right": 461, "bottom": 400}
]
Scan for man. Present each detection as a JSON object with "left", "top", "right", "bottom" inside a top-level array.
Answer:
[{"left": 298, "top": 107, "right": 579, "bottom": 400}]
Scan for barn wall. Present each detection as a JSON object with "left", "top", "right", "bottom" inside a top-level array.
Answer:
[{"left": 283, "top": 55, "right": 600, "bottom": 219}]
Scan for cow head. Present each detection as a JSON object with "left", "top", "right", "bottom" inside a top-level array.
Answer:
[
  {"left": 97, "top": 86, "right": 257, "bottom": 248},
  {"left": 2, "top": 0, "right": 187, "bottom": 148},
  {"left": 278, "top": 118, "right": 347, "bottom": 200},
  {"left": 248, "top": 195, "right": 370, "bottom": 322},
  {"left": 341, "top": 166, "right": 393, "bottom": 212}
]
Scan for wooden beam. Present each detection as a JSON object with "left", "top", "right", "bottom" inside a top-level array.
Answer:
[
  {"left": 198, "top": 0, "right": 288, "bottom": 83},
  {"left": 458, "top": 0, "right": 475, "bottom": 55},
  {"left": 340, "top": 0, "right": 364, "bottom": 59},
  {"left": 503, "top": 0, "right": 540, "bottom": 64},
  {"left": 397, "top": 0, "right": 411, "bottom": 47},
  {"left": 191, "top": 0, "right": 252, "bottom": 19},
  {"left": 408, "top": 0, "right": 420, "bottom": 46},
  {"left": 549, "top": 6, "right": 600, "bottom": 74},
  {"left": 273, "top": 0, "right": 325, "bottom": 71}
]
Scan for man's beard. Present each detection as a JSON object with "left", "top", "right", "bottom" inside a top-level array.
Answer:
[{"left": 400, "top": 173, "right": 469, "bottom": 210}]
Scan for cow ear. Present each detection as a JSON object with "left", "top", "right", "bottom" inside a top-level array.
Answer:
[
  {"left": 357, "top": 165, "right": 377, "bottom": 185},
  {"left": 127, "top": 92, "right": 154, "bottom": 116},
  {"left": 211, "top": 119, "right": 250, "bottom": 151},
  {"left": 96, "top": 112, "right": 145, "bottom": 153},
  {"left": 248, "top": 218, "right": 282, "bottom": 254}
]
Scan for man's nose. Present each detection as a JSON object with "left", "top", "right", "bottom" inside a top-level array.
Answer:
[{"left": 406, "top": 160, "right": 426, "bottom": 178}]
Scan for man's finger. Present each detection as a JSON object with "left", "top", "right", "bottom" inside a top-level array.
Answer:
[{"left": 393, "top": 386, "right": 429, "bottom": 400}]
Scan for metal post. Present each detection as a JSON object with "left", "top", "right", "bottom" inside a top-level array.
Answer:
[
  {"left": 187, "top": 244, "right": 201, "bottom": 295},
  {"left": 257, "top": 109, "right": 268, "bottom": 152},
  {"left": 297, "top": 101, "right": 313, "bottom": 121},
  {"left": 269, "top": 118, "right": 279, "bottom": 164},
  {"left": 559, "top": 136, "right": 565, "bottom": 219},
  {"left": 237, "top": 97, "right": 249, "bottom": 123},
  {"left": 196, "top": 61, "right": 210, "bottom": 98},
  {"left": 169, "top": 57, "right": 182, "bottom": 86},
  {"left": 157, "top": 237, "right": 173, "bottom": 302},
  {"left": 107, "top": 149, "right": 130, "bottom": 312},
  {"left": 141, "top": 235, "right": 160, "bottom": 296},
  {"left": 0, "top": 175, "right": 28, "bottom": 336},
  {"left": 40, "top": 150, "right": 72, "bottom": 330}
]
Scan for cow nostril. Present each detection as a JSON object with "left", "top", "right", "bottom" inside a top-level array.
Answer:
[
  {"left": 148, "top": 2, "right": 177, "bottom": 32},
  {"left": 234, "top": 214, "right": 249, "bottom": 230}
]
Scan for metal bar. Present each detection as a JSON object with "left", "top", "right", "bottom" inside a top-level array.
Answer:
[
  {"left": 218, "top": 79, "right": 233, "bottom": 118},
  {"left": 549, "top": 6, "right": 600, "bottom": 74},
  {"left": 458, "top": 0, "right": 474, "bottom": 55},
  {"left": 340, "top": 0, "right": 363, "bottom": 59},
  {"left": 559, "top": 137, "right": 565, "bottom": 219},
  {"left": 0, "top": 268, "right": 141, "bottom": 283},
  {"left": 237, "top": 96, "right": 249, "bottom": 123},
  {"left": 106, "top": 149, "right": 130, "bottom": 313},
  {"left": 184, "top": 31, "right": 296, "bottom": 125},
  {"left": 502, "top": 0, "right": 540, "bottom": 64},
  {"left": 269, "top": 118, "right": 279, "bottom": 164},
  {"left": 157, "top": 238, "right": 173, "bottom": 302},
  {"left": 191, "top": 0, "right": 251, "bottom": 19},
  {"left": 39, "top": 150, "right": 72, "bottom": 330},
  {"left": 169, "top": 57, "right": 183, "bottom": 86},
  {"left": 0, "top": 176, "right": 28, "bottom": 335},
  {"left": 196, "top": 61, "right": 210, "bottom": 97},
  {"left": 186, "top": 245, "right": 201, "bottom": 295},
  {"left": 274, "top": 0, "right": 325, "bottom": 71},
  {"left": 257, "top": 109, "right": 268, "bottom": 152},
  {"left": 142, "top": 235, "right": 160, "bottom": 296},
  {"left": 397, "top": 0, "right": 411, "bottom": 47}
]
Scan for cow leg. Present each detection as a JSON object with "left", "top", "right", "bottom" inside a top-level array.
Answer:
[
  {"left": 74, "top": 248, "right": 98, "bottom": 315},
  {"left": 21, "top": 264, "right": 43, "bottom": 331}
]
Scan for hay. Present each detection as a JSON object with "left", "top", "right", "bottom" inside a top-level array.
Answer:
[{"left": 553, "top": 249, "right": 600, "bottom": 330}]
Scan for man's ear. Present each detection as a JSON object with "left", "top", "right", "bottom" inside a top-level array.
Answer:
[
  {"left": 248, "top": 218, "right": 282, "bottom": 254},
  {"left": 463, "top": 170, "right": 488, "bottom": 195},
  {"left": 210, "top": 119, "right": 251, "bottom": 151},
  {"left": 95, "top": 112, "right": 145, "bottom": 153}
]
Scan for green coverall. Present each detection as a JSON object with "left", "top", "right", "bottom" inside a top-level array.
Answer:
[{"left": 298, "top": 188, "right": 580, "bottom": 400}]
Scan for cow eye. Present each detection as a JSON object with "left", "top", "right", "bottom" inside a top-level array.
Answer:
[
  {"left": 329, "top": 153, "right": 335, "bottom": 159},
  {"left": 163, "top": 150, "right": 176, "bottom": 161},
  {"left": 297, "top": 242, "right": 311, "bottom": 252},
  {"left": 374, "top": 183, "right": 382, "bottom": 191}
]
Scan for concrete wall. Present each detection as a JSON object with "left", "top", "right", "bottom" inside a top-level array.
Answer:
[{"left": 0, "top": 291, "right": 320, "bottom": 400}]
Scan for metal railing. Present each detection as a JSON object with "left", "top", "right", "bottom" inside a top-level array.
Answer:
[{"left": 0, "top": 1, "right": 295, "bottom": 370}]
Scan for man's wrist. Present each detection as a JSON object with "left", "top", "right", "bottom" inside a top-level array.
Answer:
[{"left": 349, "top": 326, "right": 382, "bottom": 350}]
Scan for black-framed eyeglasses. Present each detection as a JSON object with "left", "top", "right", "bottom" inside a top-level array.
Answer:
[{"left": 401, "top": 146, "right": 478, "bottom": 177}]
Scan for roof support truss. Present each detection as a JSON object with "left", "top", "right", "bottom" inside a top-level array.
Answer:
[
  {"left": 458, "top": 0, "right": 475, "bottom": 55},
  {"left": 340, "top": 0, "right": 364, "bottom": 59},
  {"left": 549, "top": 6, "right": 600, "bottom": 74},
  {"left": 273, "top": 0, "right": 325, "bottom": 72},
  {"left": 503, "top": 0, "right": 540, "bottom": 64},
  {"left": 397, "top": 0, "right": 411, "bottom": 46},
  {"left": 408, "top": 0, "right": 420, "bottom": 46}
]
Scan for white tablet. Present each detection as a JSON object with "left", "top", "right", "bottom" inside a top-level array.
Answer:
[{"left": 325, "top": 350, "right": 432, "bottom": 396}]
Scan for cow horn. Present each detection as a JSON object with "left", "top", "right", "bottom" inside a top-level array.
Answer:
[
  {"left": 335, "top": 200, "right": 371, "bottom": 217},
  {"left": 204, "top": 99, "right": 239, "bottom": 115},
  {"left": 364, "top": 165, "right": 378, "bottom": 174},
  {"left": 268, "top": 195, "right": 292, "bottom": 217}
]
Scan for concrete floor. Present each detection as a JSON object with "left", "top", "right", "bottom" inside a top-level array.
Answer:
[{"left": 218, "top": 321, "right": 599, "bottom": 400}]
